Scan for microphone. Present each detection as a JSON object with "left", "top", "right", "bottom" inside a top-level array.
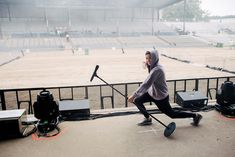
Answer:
[{"left": 90, "top": 65, "right": 99, "bottom": 82}]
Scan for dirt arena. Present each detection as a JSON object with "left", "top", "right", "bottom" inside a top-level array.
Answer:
[{"left": 0, "top": 47, "right": 234, "bottom": 89}]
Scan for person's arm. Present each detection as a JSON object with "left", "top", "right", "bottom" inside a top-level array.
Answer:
[
  {"left": 134, "top": 69, "right": 159, "bottom": 97},
  {"left": 128, "top": 70, "right": 158, "bottom": 103}
]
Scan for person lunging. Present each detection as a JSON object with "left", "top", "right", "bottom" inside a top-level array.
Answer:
[{"left": 128, "top": 50, "right": 202, "bottom": 126}]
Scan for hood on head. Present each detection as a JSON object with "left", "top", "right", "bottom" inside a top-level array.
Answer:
[{"left": 149, "top": 50, "right": 159, "bottom": 70}]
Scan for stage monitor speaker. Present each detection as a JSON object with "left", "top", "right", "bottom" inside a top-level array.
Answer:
[
  {"left": 0, "top": 109, "right": 27, "bottom": 139},
  {"left": 176, "top": 91, "right": 208, "bottom": 109},
  {"left": 59, "top": 99, "right": 90, "bottom": 119}
]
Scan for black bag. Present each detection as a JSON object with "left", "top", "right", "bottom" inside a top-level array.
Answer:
[{"left": 216, "top": 81, "right": 235, "bottom": 106}]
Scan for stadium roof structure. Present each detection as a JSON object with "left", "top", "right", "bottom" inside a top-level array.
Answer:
[{"left": 0, "top": 0, "right": 183, "bottom": 9}]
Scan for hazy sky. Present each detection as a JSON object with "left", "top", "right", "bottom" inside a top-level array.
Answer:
[{"left": 200, "top": 0, "right": 235, "bottom": 16}]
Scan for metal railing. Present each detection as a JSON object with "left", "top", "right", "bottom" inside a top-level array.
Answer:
[{"left": 1, "top": 76, "right": 235, "bottom": 113}]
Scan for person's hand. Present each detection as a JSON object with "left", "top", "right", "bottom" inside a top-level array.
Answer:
[
  {"left": 142, "top": 61, "right": 147, "bottom": 69},
  {"left": 128, "top": 95, "right": 134, "bottom": 103}
]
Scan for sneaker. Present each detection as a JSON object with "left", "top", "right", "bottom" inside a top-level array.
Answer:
[
  {"left": 192, "top": 114, "right": 203, "bottom": 126},
  {"left": 137, "top": 117, "right": 152, "bottom": 126}
]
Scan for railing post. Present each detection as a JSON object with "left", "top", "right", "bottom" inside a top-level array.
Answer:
[
  {"left": 16, "top": 91, "right": 20, "bottom": 109},
  {"left": 71, "top": 87, "right": 74, "bottom": 100},
  {"left": 111, "top": 86, "right": 114, "bottom": 108},
  {"left": 173, "top": 80, "right": 176, "bottom": 103},
  {"left": 0, "top": 90, "right": 6, "bottom": 110},
  {"left": 100, "top": 86, "right": 104, "bottom": 109},
  {"left": 207, "top": 78, "right": 210, "bottom": 97},
  {"left": 29, "top": 90, "right": 33, "bottom": 114},
  {"left": 125, "top": 84, "right": 128, "bottom": 107},
  {"left": 58, "top": 88, "right": 61, "bottom": 100},
  {"left": 216, "top": 78, "right": 219, "bottom": 90},
  {"left": 195, "top": 79, "right": 199, "bottom": 91},
  {"left": 85, "top": 86, "right": 88, "bottom": 99}
]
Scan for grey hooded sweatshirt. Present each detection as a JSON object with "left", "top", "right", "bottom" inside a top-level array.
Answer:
[{"left": 133, "top": 50, "right": 168, "bottom": 100}]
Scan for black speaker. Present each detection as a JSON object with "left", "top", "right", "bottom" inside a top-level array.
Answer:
[
  {"left": 176, "top": 91, "right": 208, "bottom": 109},
  {"left": 59, "top": 99, "right": 90, "bottom": 119}
]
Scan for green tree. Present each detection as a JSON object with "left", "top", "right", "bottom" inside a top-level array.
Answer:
[{"left": 162, "top": 0, "right": 209, "bottom": 21}]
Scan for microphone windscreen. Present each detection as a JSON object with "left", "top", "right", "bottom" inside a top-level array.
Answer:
[{"left": 90, "top": 65, "right": 99, "bottom": 82}]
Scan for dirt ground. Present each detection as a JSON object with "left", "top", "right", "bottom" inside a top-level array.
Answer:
[{"left": 0, "top": 47, "right": 234, "bottom": 89}]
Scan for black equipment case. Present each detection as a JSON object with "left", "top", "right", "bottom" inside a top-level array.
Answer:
[{"left": 176, "top": 91, "right": 208, "bottom": 109}]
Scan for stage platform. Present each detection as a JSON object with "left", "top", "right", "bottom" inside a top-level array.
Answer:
[{"left": 0, "top": 106, "right": 234, "bottom": 157}]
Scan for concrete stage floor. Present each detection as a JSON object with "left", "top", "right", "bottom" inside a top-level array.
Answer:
[{"left": 0, "top": 109, "right": 234, "bottom": 157}]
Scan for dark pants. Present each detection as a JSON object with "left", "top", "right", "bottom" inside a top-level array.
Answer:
[{"left": 134, "top": 93, "right": 196, "bottom": 119}]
